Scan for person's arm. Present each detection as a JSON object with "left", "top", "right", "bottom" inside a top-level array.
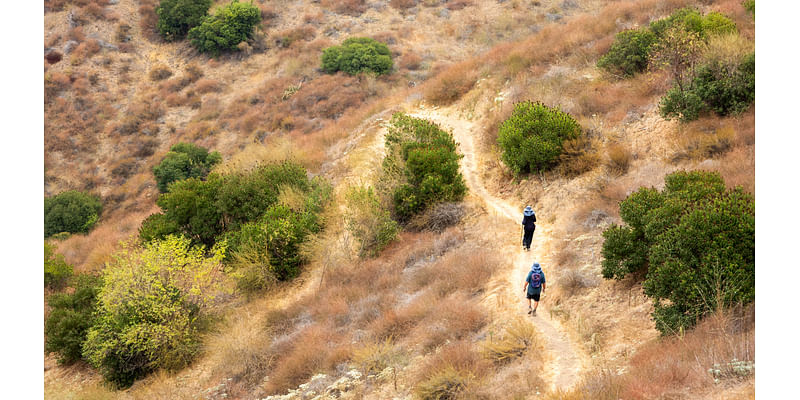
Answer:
[{"left": 523, "top": 281, "right": 528, "bottom": 293}]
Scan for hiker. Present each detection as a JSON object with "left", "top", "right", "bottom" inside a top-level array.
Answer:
[
  {"left": 523, "top": 262, "right": 546, "bottom": 315},
  {"left": 521, "top": 205, "right": 536, "bottom": 251}
]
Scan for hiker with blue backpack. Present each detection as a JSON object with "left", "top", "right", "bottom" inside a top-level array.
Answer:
[
  {"left": 524, "top": 262, "right": 546, "bottom": 315},
  {"left": 521, "top": 206, "right": 536, "bottom": 251}
]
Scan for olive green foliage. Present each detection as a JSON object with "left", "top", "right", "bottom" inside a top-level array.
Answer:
[
  {"left": 596, "top": 29, "right": 657, "bottom": 78},
  {"left": 660, "top": 53, "right": 754, "bottom": 121},
  {"left": 82, "top": 236, "right": 227, "bottom": 388},
  {"left": 156, "top": 0, "right": 213, "bottom": 41},
  {"left": 141, "top": 161, "right": 312, "bottom": 247},
  {"left": 344, "top": 185, "right": 399, "bottom": 258},
  {"left": 321, "top": 37, "right": 393, "bottom": 75},
  {"left": 649, "top": 8, "right": 737, "bottom": 39},
  {"left": 601, "top": 171, "right": 754, "bottom": 335},
  {"left": 496, "top": 101, "right": 582, "bottom": 175},
  {"left": 415, "top": 366, "right": 472, "bottom": 400},
  {"left": 44, "top": 242, "right": 73, "bottom": 289},
  {"left": 382, "top": 113, "right": 467, "bottom": 222},
  {"left": 598, "top": 8, "right": 737, "bottom": 78},
  {"left": 45, "top": 274, "right": 101, "bottom": 365},
  {"left": 141, "top": 161, "right": 330, "bottom": 293},
  {"left": 44, "top": 190, "right": 102, "bottom": 238},
  {"left": 152, "top": 142, "right": 222, "bottom": 193},
  {"left": 188, "top": 0, "right": 261, "bottom": 56},
  {"left": 223, "top": 179, "right": 331, "bottom": 287}
]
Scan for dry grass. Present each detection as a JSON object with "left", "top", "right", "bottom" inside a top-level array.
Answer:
[
  {"left": 605, "top": 142, "right": 632, "bottom": 175},
  {"left": 321, "top": 0, "right": 366, "bottom": 16},
  {"left": 672, "top": 117, "right": 736, "bottom": 161},
  {"left": 423, "top": 60, "right": 481, "bottom": 105},
  {"left": 481, "top": 319, "right": 540, "bottom": 364}
]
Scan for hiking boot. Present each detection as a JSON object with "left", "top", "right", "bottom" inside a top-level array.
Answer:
[
  {"left": 527, "top": 308, "right": 532, "bottom": 315},
  {"left": 532, "top": 309, "right": 537, "bottom": 315}
]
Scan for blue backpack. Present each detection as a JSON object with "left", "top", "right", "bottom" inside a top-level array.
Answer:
[{"left": 529, "top": 271, "right": 542, "bottom": 288}]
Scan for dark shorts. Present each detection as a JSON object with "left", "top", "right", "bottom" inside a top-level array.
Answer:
[{"left": 527, "top": 292, "right": 541, "bottom": 301}]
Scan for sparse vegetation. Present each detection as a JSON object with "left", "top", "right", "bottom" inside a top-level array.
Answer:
[
  {"left": 601, "top": 171, "right": 754, "bottom": 335},
  {"left": 344, "top": 185, "right": 399, "bottom": 258},
  {"left": 497, "top": 101, "right": 582, "bottom": 175},
  {"left": 44, "top": 190, "right": 103, "bottom": 238},
  {"left": 188, "top": 0, "right": 262, "bottom": 56},
  {"left": 152, "top": 142, "right": 222, "bottom": 193},
  {"left": 321, "top": 37, "right": 393, "bottom": 76}
]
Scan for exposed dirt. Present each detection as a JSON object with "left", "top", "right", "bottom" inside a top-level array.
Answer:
[{"left": 410, "top": 105, "right": 590, "bottom": 392}]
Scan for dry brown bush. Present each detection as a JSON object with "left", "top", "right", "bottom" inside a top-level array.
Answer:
[
  {"left": 481, "top": 319, "right": 540, "bottom": 365},
  {"left": 138, "top": 0, "right": 159, "bottom": 41},
  {"left": 423, "top": 60, "right": 480, "bottom": 105},
  {"left": 45, "top": 51, "right": 63, "bottom": 65},
  {"left": 321, "top": 0, "right": 366, "bottom": 16},
  {"left": 446, "top": 0, "right": 473, "bottom": 10},
  {"left": 558, "top": 136, "right": 600, "bottom": 177},
  {"left": 558, "top": 268, "right": 596, "bottom": 297},
  {"left": 399, "top": 52, "right": 422, "bottom": 70},
  {"left": 672, "top": 118, "right": 735, "bottom": 161},
  {"left": 405, "top": 202, "right": 466, "bottom": 232},
  {"left": 605, "top": 142, "right": 631, "bottom": 175},
  {"left": 194, "top": 78, "right": 222, "bottom": 94},
  {"left": 414, "top": 340, "right": 490, "bottom": 387},
  {"left": 148, "top": 64, "right": 173, "bottom": 82},
  {"left": 390, "top": 0, "right": 417, "bottom": 11}
]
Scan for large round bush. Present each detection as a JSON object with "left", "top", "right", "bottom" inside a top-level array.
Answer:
[
  {"left": 188, "top": 0, "right": 261, "bottom": 56},
  {"left": 321, "top": 37, "right": 393, "bottom": 75},
  {"left": 597, "top": 29, "right": 657, "bottom": 78},
  {"left": 497, "top": 101, "right": 582, "bottom": 175},
  {"left": 44, "top": 190, "right": 102, "bottom": 237},
  {"left": 156, "top": 0, "right": 213, "bottom": 41}
]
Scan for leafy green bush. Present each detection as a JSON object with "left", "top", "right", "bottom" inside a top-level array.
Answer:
[
  {"left": 45, "top": 274, "right": 101, "bottom": 364},
  {"left": 188, "top": 0, "right": 261, "bottom": 56},
  {"left": 596, "top": 29, "right": 657, "bottom": 78},
  {"left": 148, "top": 176, "right": 224, "bottom": 247},
  {"left": 496, "top": 101, "right": 582, "bottom": 175},
  {"left": 153, "top": 142, "right": 221, "bottom": 193},
  {"left": 344, "top": 185, "right": 399, "bottom": 257},
  {"left": 44, "top": 242, "right": 73, "bottom": 289},
  {"left": 44, "top": 190, "right": 102, "bottom": 238},
  {"left": 659, "top": 53, "right": 754, "bottom": 122},
  {"left": 82, "top": 236, "right": 227, "bottom": 388},
  {"left": 382, "top": 113, "right": 467, "bottom": 222},
  {"left": 600, "top": 171, "right": 754, "bottom": 335},
  {"left": 321, "top": 37, "right": 393, "bottom": 75},
  {"left": 648, "top": 7, "right": 736, "bottom": 39},
  {"left": 156, "top": 0, "right": 213, "bottom": 41}
]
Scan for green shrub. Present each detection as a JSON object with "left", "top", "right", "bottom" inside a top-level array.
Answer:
[
  {"left": 82, "top": 236, "right": 227, "bottom": 388},
  {"left": 344, "top": 185, "right": 399, "bottom": 257},
  {"left": 649, "top": 7, "right": 737, "bottom": 39},
  {"left": 321, "top": 37, "right": 393, "bottom": 75},
  {"left": 596, "top": 29, "right": 657, "bottom": 78},
  {"left": 138, "top": 212, "right": 181, "bottom": 243},
  {"left": 45, "top": 274, "right": 101, "bottom": 364},
  {"left": 659, "top": 53, "right": 754, "bottom": 122},
  {"left": 701, "top": 12, "right": 738, "bottom": 37},
  {"left": 44, "top": 242, "right": 73, "bottom": 289},
  {"left": 382, "top": 113, "right": 467, "bottom": 222},
  {"left": 44, "top": 190, "right": 102, "bottom": 238},
  {"left": 496, "top": 101, "right": 582, "bottom": 175},
  {"left": 600, "top": 171, "right": 754, "bottom": 335},
  {"left": 150, "top": 176, "right": 224, "bottom": 247},
  {"left": 188, "top": 0, "right": 261, "bottom": 56},
  {"left": 152, "top": 142, "right": 221, "bottom": 193},
  {"left": 156, "top": 0, "right": 213, "bottom": 41}
]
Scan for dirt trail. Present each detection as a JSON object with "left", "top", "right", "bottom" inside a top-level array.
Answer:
[{"left": 410, "top": 106, "right": 589, "bottom": 393}]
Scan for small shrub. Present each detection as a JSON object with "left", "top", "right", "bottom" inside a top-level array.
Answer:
[
  {"left": 321, "top": 37, "right": 393, "bottom": 76},
  {"left": 597, "top": 29, "right": 657, "bottom": 78},
  {"left": 344, "top": 185, "right": 399, "bottom": 258},
  {"left": 82, "top": 236, "right": 227, "bottom": 388},
  {"left": 44, "top": 190, "right": 102, "bottom": 237},
  {"left": 497, "top": 101, "right": 582, "bottom": 175},
  {"left": 149, "top": 64, "right": 173, "bottom": 81},
  {"left": 415, "top": 366, "right": 471, "bottom": 400},
  {"left": 152, "top": 142, "right": 222, "bottom": 193},
  {"left": 743, "top": 0, "right": 755, "bottom": 17},
  {"left": 406, "top": 202, "right": 466, "bottom": 232},
  {"left": 320, "top": 0, "right": 366, "bottom": 16},
  {"left": 44, "top": 242, "right": 73, "bottom": 289},
  {"left": 188, "top": 1, "right": 262, "bottom": 56},
  {"left": 156, "top": 0, "right": 212, "bottom": 41},
  {"left": 558, "top": 136, "right": 600, "bottom": 177},
  {"left": 606, "top": 142, "right": 631, "bottom": 174},
  {"left": 45, "top": 274, "right": 102, "bottom": 364},
  {"left": 423, "top": 61, "right": 479, "bottom": 105},
  {"left": 481, "top": 319, "right": 538, "bottom": 364}
]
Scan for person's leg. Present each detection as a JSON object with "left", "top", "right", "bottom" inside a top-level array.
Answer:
[
  {"left": 526, "top": 296, "right": 532, "bottom": 313},
  {"left": 532, "top": 293, "right": 541, "bottom": 312}
]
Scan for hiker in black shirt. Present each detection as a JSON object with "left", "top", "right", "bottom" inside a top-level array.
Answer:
[{"left": 521, "top": 205, "right": 536, "bottom": 251}]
